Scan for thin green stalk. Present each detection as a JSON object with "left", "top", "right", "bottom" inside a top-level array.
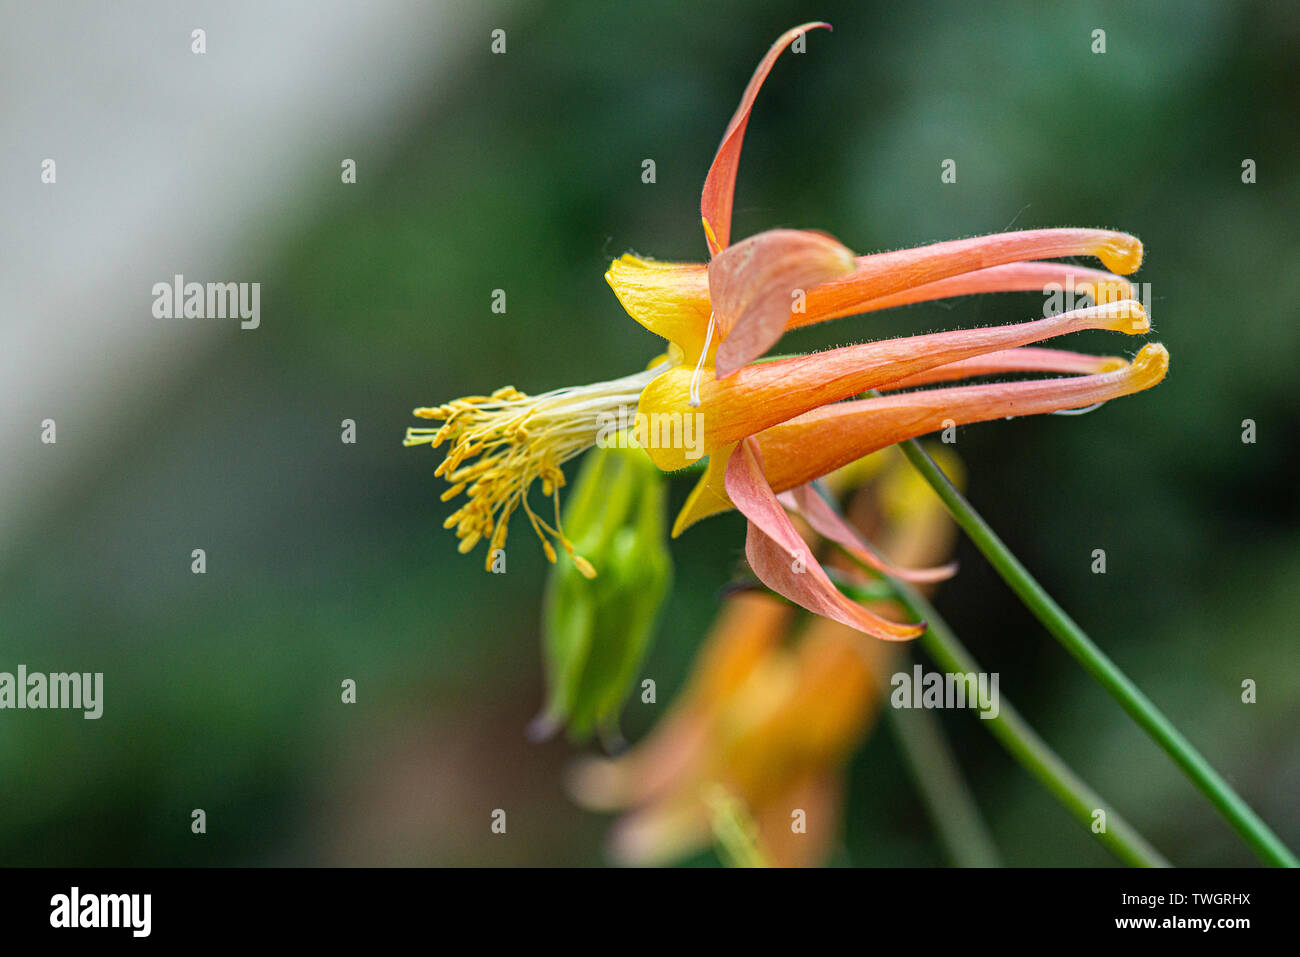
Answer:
[
  {"left": 897, "top": 437, "right": 1298, "bottom": 868},
  {"left": 838, "top": 576, "right": 1169, "bottom": 867},
  {"left": 884, "top": 670, "right": 1002, "bottom": 867},
  {"left": 706, "top": 786, "right": 773, "bottom": 868}
]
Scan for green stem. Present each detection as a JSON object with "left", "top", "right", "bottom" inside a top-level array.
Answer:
[
  {"left": 884, "top": 670, "right": 1002, "bottom": 867},
  {"left": 897, "top": 437, "right": 1298, "bottom": 868},
  {"left": 838, "top": 576, "right": 1169, "bottom": 867},
  {"left": 706, "top": 786, "right": 773, "bottom": 868}
]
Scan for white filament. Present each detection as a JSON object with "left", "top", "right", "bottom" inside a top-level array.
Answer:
[{"left": 688, "top": 312, "right": 716, "bottom": 409}]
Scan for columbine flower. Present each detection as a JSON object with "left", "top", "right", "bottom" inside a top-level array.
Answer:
[
  {"left": 406, "top": 22, "right": 1169, "bottom": 641},
  {"left": 568, "top": 448, "right": 959, "bottom": 866}
]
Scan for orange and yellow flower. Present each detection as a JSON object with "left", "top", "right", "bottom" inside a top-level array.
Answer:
[{"left": 406, "top": 22, "right": 1169, "bottom": 641}]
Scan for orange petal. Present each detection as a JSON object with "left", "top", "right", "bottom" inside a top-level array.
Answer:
[
  {"left": 700, "top": 22, "right": 831, "bottom": 255},
  {"left": 781, "top": 484, "right": 957, "bottom": 584},
  {"left": 795, "top": 229, "right": 1143, "bottom": 327},
  {"left": 757, "top": 343, "right": 1170, "bottom": 493},
  {"left": 754, "top": 772, "right": 842, "bottom": 868},
  {"left": 710, "top": 228, "right": 856, "bottom": 377},
  {"left": 637, "top": 298, "right": 1148, "bottom": 470},
  {"left": 726, "top": 439, "right": 925, "bottom": 641},
  {"left": 607, "top": 797, "right": 711, "bottom": 866},
  {"left": 877, "top": 346, "right": 1127, "bottom": 391},
  {"left": 789, "top": 260, "right": 1136, "bottom": 330}
]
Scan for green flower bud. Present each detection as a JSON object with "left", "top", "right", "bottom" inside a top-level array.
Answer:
[{"left": 533, "top": 437, "right": 672, "bottom": 745}]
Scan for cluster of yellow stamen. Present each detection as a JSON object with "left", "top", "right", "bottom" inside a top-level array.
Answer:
[{"left": 405, "top": 366, "right": 666, "bottom": 575}]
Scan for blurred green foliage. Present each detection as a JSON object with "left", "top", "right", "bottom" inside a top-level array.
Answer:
[{"left": 2, "top": 0, "right": 1297, "bottom": 865}]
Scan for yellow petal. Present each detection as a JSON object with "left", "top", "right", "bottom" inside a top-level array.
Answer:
[
  {"left": 672, "top": 448, "right": 735, "bottom": 537},
  {"left": 605, "top": 254, "right": 712, "bottom": 361}
]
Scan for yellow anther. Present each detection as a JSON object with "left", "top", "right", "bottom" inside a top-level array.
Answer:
[{"left": 405, "top": 362, "right": 667, "bottom": 572}]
